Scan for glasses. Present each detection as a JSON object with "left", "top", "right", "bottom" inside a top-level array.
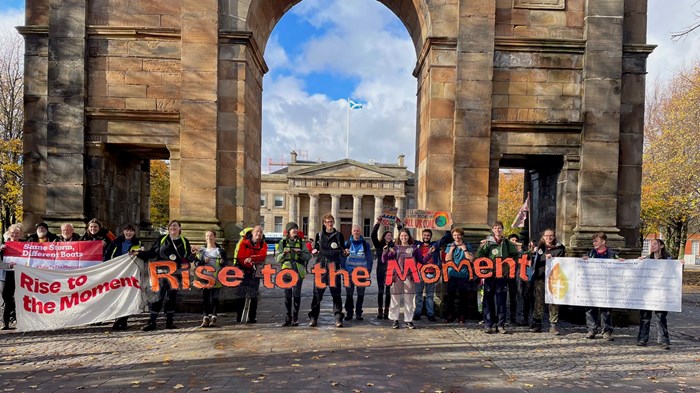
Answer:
[{"left": 324, "top": 220, "right": 334, "bottom": 224}]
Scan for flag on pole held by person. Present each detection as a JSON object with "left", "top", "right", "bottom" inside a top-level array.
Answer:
[{"left": 512, "top": 195, "right": 530, "bottom": 228}]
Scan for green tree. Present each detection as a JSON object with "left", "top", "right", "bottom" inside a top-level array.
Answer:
[
  {"left": 0, "top": 31, "right": 24, "bottom": 234},
  {"left": 149, "top": 160, "right": 170, "bottom": 231},
  {"left": 641, "top": 63, "right": 700, "bottom": 258}
]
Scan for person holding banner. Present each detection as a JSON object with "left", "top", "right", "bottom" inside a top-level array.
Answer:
[
  {"left": 309, "top": 214, "right": 346, "bottom": 328},
  {"left": 343, "top": 225, "right": 373, "bottom": 321},
  {"left": 371, "top": 217, "right": 401, "bottom": 320},
  {"left": 530, "top": 229, "right": 565, "bottom": 334},
  {"left": 104, "top": 223, "right": 143, "bottom": 330},
  {"left": 383, "top": 228, "right": 422, "bottom": 329},
  {"left": 80, "top": 218, "right": 113, "bottom": 252},
  {"left": 443, "top": 228, "right": 475, "bottom": 324},
  {"left": 0, "top": 223, "right": 23, "bottom": 330},
  {"left": 582, "top": 232, "right": 621, "bottom": 341},
  {"left": 276, "top": 223, "right": 310, "bottom": 326},
  {"left": 136, "top": 220, "right": 193, "bottom": 331},
  {"left": 55, "top": 223, "right": 81, "bottom": 242},
  {"left": 194, "top": 230, "right": 229, "bottom": 328},
  {"left": 233, "top": 226, "right": 267, "bottom": 323},
  {"left": 476, "top": 221, "right": 519, "bottom": 334},
  {"left": 414, "top": 229, "right": 449, "bottom": 322},
  {"left": 637, "top": 239, "right": 672, "bottom": 349},
  {"left": 27, "top": 222, "right": 57, "bottom": 242}
]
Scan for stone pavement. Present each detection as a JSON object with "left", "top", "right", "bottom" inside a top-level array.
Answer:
[{"left": 2, "top": 280, "right": 700, "bottom": 392}]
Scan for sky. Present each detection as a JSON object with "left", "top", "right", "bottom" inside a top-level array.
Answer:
[{"left": 0, "top": 0, "right": 698, "bottom": 173}]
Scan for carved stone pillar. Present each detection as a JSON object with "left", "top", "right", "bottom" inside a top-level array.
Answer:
[
  {"left": 331, "top": 194, "right": 340, "bottom": 230},
  {"left": 288, "top": 193, "right": 298, "bottom": 224},
  {"left": 308, "top": 194, "right": 319, "bottom": 239},
  {"left": 352, "top": 195, "right": 362, "bottom": 228}
]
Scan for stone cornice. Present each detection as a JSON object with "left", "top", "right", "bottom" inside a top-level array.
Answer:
[
  {"left": 87, "top": 26, "right": 181, "bottom": 39},
  {"left": 413, "top": 37, "right": 458, "bottom": 77},
  {"left": 491, "top": 121, "right": 583, "bottom": 132},
  {"left": 219, "top": 30, "right": 269, "bottom": 75},
  {"left": 623, "top": 44, "right": 656, "bottom": 57},
  {"left": 86, "top": 108, "right": 180, "bottom": 122},
  {"left": 16, "top": 25, "right": 49, "bottom": 36},
  {"left": 494, "top": 37, "right": 586, "bottom": 54}
]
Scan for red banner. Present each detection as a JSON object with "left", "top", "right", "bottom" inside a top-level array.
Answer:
[{"left": 3, "top": 241, "right": 104, "bottom": 270}]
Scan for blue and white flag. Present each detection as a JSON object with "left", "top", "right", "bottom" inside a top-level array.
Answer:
[{"left": 348, "top": 99, "right": 363, "bottom": 110}]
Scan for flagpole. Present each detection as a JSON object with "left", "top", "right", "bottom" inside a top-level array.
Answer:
[
  {"left": 346, "top": 97, "right": 350, "bottom": 159},
  {"left": 526, "top": 191, "right": 532, "bottom": 244}
]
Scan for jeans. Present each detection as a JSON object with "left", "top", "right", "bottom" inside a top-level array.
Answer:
[
  {"left": 586, "top": 307, "right": 613, "bottom": 334},
  {"left": 202, "top": 287, "right": 221, "bottom": 316},
  {"left": 414, "top": 281, "right": 436, "bottom": 317},
  {"left": 345, "top": 280, "right": 366, "bottom": 317},
  {"left": 483, "top": 281, "right": 508, "bottom": 328},
  {"left": 638, "top": 310, "right": 669, "bottom": 344}
]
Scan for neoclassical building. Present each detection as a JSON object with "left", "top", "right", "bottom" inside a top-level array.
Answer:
[{"left": 261, "top": 152, "right": 415, "bottom": 240}]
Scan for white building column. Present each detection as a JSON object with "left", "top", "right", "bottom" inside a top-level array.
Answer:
[
  {"left": 395, "top": 196, "right": 406, "bottom": 236},
  {"left": 308, "top": 194, "right": 319, "bottom": 239},
  {"left": 288, "top": 193, "right": 298, "bottom": 224},
  {"left": 352, "top": 194, "right": 363, "bottom": 228},
  {"left": 331, "top": 194, "right": 341, "bottom": 230}
]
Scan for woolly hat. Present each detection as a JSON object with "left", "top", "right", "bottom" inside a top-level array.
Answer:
[
  {"left": 35, "top": 222, "right": 49, "bottom": 230},
  {"left": 285, "top": 222, "right": 299, "bottom": 232}
]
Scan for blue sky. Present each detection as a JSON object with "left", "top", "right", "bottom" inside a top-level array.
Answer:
[{"left": 1, "top": 0, "right": 698, "bottom": 173}]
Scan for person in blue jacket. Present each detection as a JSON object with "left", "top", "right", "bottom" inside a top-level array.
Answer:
[
  {"left": 343, "top": 225, "right": 373, "bottom": 321},
  {"left": 413, "top": 229, "right": 450, "bottom": 322}
]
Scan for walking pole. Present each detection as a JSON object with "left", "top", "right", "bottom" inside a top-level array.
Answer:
[{"left": 241, "top": 272, "right": 252, "bottom": 324}]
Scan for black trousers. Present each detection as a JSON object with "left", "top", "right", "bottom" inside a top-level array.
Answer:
[
  {"left": 2, "top": 271, "right": 16, "bottom": 325},
  {"left": 375, "top": 262, "right": 391, "bottom": 310}
]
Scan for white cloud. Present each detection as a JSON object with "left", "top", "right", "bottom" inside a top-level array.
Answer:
[
  {"left": 261, "top": 0, "right": 417, "bottom": 172},
  {"left": 0, "top": 8, "right": 23, "bottom": 34}
]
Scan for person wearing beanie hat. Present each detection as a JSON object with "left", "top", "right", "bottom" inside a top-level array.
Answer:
[
  {"left": 27, "top": 222, "right": 57, "bottom": 242},
  {"left": 276, "top": 223, "right": 311, "bottom": 326},
  {"left": 308, "top": 213, "right": 346, "bottom": 328}
]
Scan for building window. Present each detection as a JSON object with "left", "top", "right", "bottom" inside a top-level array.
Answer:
[
  {"left": 693, "top": 240, "right": 700, "bottom": 256},
  {"left": 274, "top": 195, "right": 284, "bottom": 208},
  {"left": 260, "top": 216, "right": 266, "bottom": 231},
  {"left": 260, "top": 194, "right": 266, "bottom": 207},
  {"left": 364, "top": 218, "right": 371, "bottom": 238},
  {"left": 274, "top": 216, "right": 283, "bottom": 232},
  {"left": 302, "top": 217, "right": 309, "bottom": 238}
]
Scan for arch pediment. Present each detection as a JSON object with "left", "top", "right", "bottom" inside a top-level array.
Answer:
[{"left": 289, "top": 159, "right": 406, "bottom": 180}]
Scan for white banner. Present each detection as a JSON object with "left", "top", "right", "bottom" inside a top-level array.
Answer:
[
  {"left": 14, "top": 254, "right": 146, "bottom": 332},
  {"left": 545, "top": 257, "right": 683, "bottom": 312}
]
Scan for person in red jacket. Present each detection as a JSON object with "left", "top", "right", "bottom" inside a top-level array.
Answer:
[{"left": 233, "top": 225, "right": 267, "bottom": 323}]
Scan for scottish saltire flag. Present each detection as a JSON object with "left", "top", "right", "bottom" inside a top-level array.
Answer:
[{"left": 348, "top": 99, "right": 363, "bottom": 110}]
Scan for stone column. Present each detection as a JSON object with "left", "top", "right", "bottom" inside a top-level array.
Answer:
[
  {"left": 556, "top": 155, "right": 580, "bottom": 246},
  {"left": 288, "top": 193, "right": 298, "bottom": 224},
  {"left": 395, "top": 195, "right": 406, "bottom": 220},
  {"left": 352, "top": 195, "right": 362, "bottom": 228},
  {"left": 44, "top": 0, "right": 88, "bottom": 226},
  {"left": 373, "top": 195, "right": 384, "bottom": 222},
  {"left": 451, "top": 0, "right": 496, "bottom": 240},
  {"left": 308, "top": 194, "right": 319, "bottom": 240},
  {"left": 571, "top": 0, "right": 625, "bottom": 249},
  {"left": 331, "top": 194, "right": 340, "bottom": 230}
]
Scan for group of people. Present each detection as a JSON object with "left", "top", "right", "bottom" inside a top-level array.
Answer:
[{"left": 0, "top": 216, "right": 676, "bottom": 350}]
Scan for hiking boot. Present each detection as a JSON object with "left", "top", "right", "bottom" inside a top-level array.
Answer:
[
  {"left": 484, "top": 327, "right": 495, "bottom": 334},
  {"left": 335, "top": 320, "right": 343, "bottom": 328},
  {"left": 383, "top": 309, "right": 389, "bottom": 320},
  {"left": 200, "top": 316, "right": 211, "bottom": 328},
  {"left": 585, "top": 331, "right": 596, "bottom": 339},
  {"left": 530, "top": 324, "right": 542, "bottom": 333},
  {"left": 392, "top": 320, "right": 400, "bottom": 329},
  {"left": 283, "top": 316, "right": 292, "bottom": 327},
  {"left": 603, "top": 332, "right": 614, "bottom": 341},
  {"left": 498, "top": 325, "right": 508, "bottom": 334},
  {"left": 413, "top": 315, "right": 421, "bottom": 321},
  {"left": 291, "top": 319, "right": 299, "bottom": 327},
  {"left": 377, "top": 308, "right": 383, "bottom": 320},
  {"left": 636, "top": 340, "right": 646, "bottom": 346},
  {"left": 406, "top": 322, "right": 416, "bottom": 329},
  {"left": 427, "top": 315, "right": 437, "bottom": 322},
  {"left": 344, "top": 314, "right": 353, "bottom": 321},
  {"left": 209, "top": 315, "right": 217, "bottom": 327},
  {"left": 141, "top": 321, "right": 157, "bottom": 332},
  {"left": 309, "top": 318, "right": 318, "bottom": 327},
  {"left": 356, "top": 315, "right": 363, "bottom": 321},
  {"left": 549, "top": 326, "right": 560, "bottom": 335}
]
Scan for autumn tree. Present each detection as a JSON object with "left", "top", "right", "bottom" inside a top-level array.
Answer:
[
  {"left": 641, "top": 63, "right": 700, "bottom": 258},
  {"left": 0, "top": 31, "right": 24, "bottom": 234},
  {"left": 150, "top": 160, "right": 170, "bottom": 230},
  {"left": 498, "top": 169, "right": 525, "bottom": 237}
]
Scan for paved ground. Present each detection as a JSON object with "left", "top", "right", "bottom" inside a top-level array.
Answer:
[{"left": 2, "top": 266, "right": 700, "bottom": 392}]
